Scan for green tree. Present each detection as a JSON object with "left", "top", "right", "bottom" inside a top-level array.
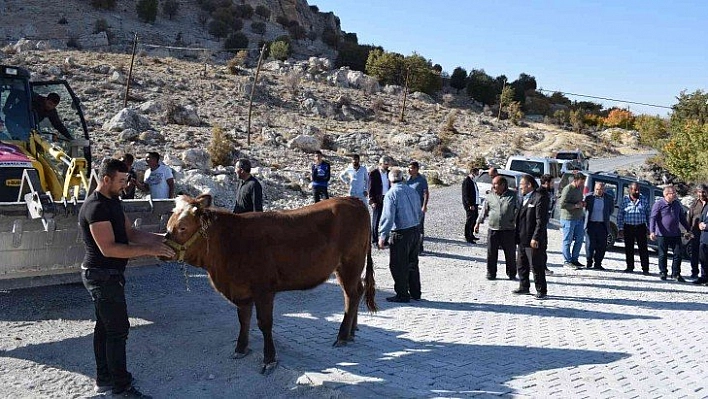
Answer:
[
  {"left": 671, "top": 89, "right": 708, "bottom": 127},
  {"left": 269, "top": 40, "right": 290, "bottom": 61},
  {"left": 224, "top": 32, "right": 248, "bottom": 52},
  {"left": 163, "top": 0, "right": 179, "bottom": 20},
  {"left": 569, "top": 109, "right": 585, "bottom": 132},
  {"left": 465, "top": 69, "right": 497, "bottom": 105},
  {"left": 234, "top": 4, "right": 254, "bottom": 19},
  {"left": 663, "top": 121, "right": 708, "bottom": 181},
  {"left": 255, "top": 5, "right": 271, "bottom": 20},
  {"left": 250, "top": 21, "right": 266, "bottom": 35},
  {"left": 634, "top": 114, "right": 669, "bottom": 147},
  {"left": 510, "top": 73, "right": 536, "bottom": 106},
  {"left": 335, "top": 42, "right": 379, "bottom": 72},
  {"left": 90, "top": 0, "right": 115, "bottom": 9},
  {"left": 549, "top": 91, "right": 571, "bottom": 107},
  {"left": 499, "top": 85, "right": 515, "bottom": 108},
  {"left": 403, "top": 53, "right": 442, "bottom": 95},
  {"left": 136, "top": 0, "right": 158, "bottom": 23},
  {"left": 365, "top": 49, "right": 405, "bottom": 86},
  {"left": 449, "top": 67, "right": 467, "bottom": 92}
]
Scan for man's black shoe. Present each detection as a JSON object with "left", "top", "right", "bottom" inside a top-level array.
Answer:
[
  {"left": 386, "top": 295, "right": 410, "bottom": 303},
  {"left": 512, "top": 288, "right": 530, "bottom": 295},
  {"left": 508, "top": 275, "right": 517, "bottom": 281},
  {"left": 660, "top": 273, "right": 667, "bottom": 280},
  {"left": 545, "top": 267, "right": 554, "bottom": 275},
  {"left": 486, "top": 274, "right": 496, "bottom": 280},
  {"left": 535, "top": 293, "right": 547, "bottom": 300},
  {"left": 593, "top": 265, "right": 605, "bottom": 270},
  {"left": 623, "top": 268, "right": 634, "bottom": 273},
  {"left": 693, "top": 278, "right": 708, "bottom": 285},
  {"left": 675, "top": 275, "right": 686, "bottom": 283},
  {"left": 113, "top": 386, "right": 152, "bottom": 398},
  {"left": 571, "top": 260, "right": 584, "bottom": 267},
  {"left": 642, "top": 270, "right": 650, "bottom": 275},
  {"left": 586, "top": 261, "right": 593, "bottom": 269},
  {"left": 690, "top": 273, "right": 699, "bottom": 279}
]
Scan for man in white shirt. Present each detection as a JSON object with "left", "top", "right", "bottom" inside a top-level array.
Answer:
[
  {"left": 339, "top": 154, "right": 369, "bottom": 204},
  {"left": 138, "top": 151, "right": 174, "bottom": 199}
]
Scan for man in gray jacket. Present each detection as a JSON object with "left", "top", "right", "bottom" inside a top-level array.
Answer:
[{"left": 475, "top": 176, "right": 519, "bottom": 280}]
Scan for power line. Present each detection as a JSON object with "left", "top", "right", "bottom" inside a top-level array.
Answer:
[{"left": 538, "top": 89, "right": 672, "bottom": 110}]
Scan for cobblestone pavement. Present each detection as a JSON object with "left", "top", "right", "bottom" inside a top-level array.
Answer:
[{"left": 1, "top": 184, "right": 706, "bottom": 398}]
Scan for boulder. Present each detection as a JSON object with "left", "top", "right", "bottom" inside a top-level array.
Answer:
[
  {"left": 138, "top": 130, "right": 165, "bottom": 142},
  {"left": 287, "top": 134, "right": 321, "bottom": 153},
  {"left": 138, "top": 100, "right": 162, "bottom": 114},
  {"left": 102, "top": 108, "right": 152, "bottom": 132},
  {"left": 181, "top": 148, "right": 211, "bottom": 169},
  {"left": 411, "top": 92, "right": 436, "bottom": 104},
  {"left": 117, "top": 128, "right": 139, "bottom": 141},
  {"left": 165, "top": 104, "right": 201, "bottom": 126},
  {"left": 383, "top": 85, "right": 403, "bottom": 95}
]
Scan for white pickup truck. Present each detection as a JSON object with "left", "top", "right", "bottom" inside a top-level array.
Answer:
[{"left": 555, "top": 150, "right": 590, "bottom": 172}]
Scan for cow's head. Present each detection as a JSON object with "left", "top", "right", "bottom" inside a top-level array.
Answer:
[{"left": 164, "top": 194, "right": 212, "bottom": 259}]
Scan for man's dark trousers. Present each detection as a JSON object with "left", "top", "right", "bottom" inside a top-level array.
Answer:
[
  {"left": 313, "top": 187, "right": 329, "bottom": 203},
  {"left": 464, "top": 208, "right": 478, "bottom": 242},
  {"left": 623, "top": 223, "right": 650, "bottom": 272},
  {"left": 389, "top": 226, "right": 421, "bottom": 299},
  {"left": 586, "top": 221, "right": 608, "bottom": 267},
  {"left": 487, "top": 229, "right": 517, "bottom": 279},
  {"left": 82, "top": 271, "right": 132, "bottom": 394},
  {"left": 517, "top": 246, "right": 547, "bottom": 294},
  {"left": 371, "top": 205, "right": 383, "bottom": 244},
  {"left": 656, "top": 235, "right": 683, "bottom": 276},
  {"left": 689, "top": 232, "right": 703, "bottom": 277}
]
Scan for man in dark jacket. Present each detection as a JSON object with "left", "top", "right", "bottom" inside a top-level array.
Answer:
[
  {"left": 32, "top": 92, "right": 71, "bottom": 140},
  {"left": 584, "top": 182, "right": 614, "bottom": 270},
  {"left": 687, "top": 185, "right": 708, "bottom": 280},
  {"left": 310, "top": 150, "right": 331, "bottom": 203},
  {"left": 461, "top": 166, "right": 480, "bottom": 243},
  {"left": 368, "top": 155, "right": 392, "bottom": 244},
  {"left": 514, "top": 174, "right": 549, "bottom": 299},
  {"left": 697, "top": 203, "right": 708, "bottom": 286},
  {"left": 233, "top": 159, "right": 263, "bottom": 214}
]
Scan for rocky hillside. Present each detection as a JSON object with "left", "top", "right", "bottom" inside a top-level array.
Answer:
[
  {"left": 0, "top": 46, "right": 649, "bottom": 210},
  {"left": 0, "top": 0, "right": 339, "bottom": 60}
]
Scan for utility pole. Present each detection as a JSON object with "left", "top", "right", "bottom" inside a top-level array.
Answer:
[
  {"left": 399, "top": 67, "right": 410, "bottom": 123},
  {"left": 246, "top": 43, "right": 267, "bottom": 147},
  {"left": 497, "top": 78, "right": 506, "bottom": 121},
  {"left": 123, "top": 33, "right": 138, "bottom": 109}
]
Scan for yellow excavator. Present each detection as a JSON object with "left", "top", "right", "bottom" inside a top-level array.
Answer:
[{"left": 0, "top": 65, "right": 174, "bottom": 289}]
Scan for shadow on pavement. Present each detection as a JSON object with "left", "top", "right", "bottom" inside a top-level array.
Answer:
[{"left": 0, "top": 265, "right": 631, "bottom": 398}]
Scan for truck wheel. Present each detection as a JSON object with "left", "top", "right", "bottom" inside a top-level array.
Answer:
[{"left": 606, "top": 224, "right": 618, "bottom": 249}]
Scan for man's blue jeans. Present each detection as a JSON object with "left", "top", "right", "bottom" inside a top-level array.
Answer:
[{"left": 561, "top": 219, "right": 585, "bottom": 263}]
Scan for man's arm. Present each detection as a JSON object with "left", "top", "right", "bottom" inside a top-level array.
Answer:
[
  {"left": 533, "top": 192, "right": 550, "bottom": 242},
  {"left": 377, "top": 194, "right": 395, "bottom": 248},
  {"left": 461, "top": 179, "right": 470, "bottom": 208},
  {"left": 167, "top": 178, "right": 175, "bottom": 198},
  {"left": 252, "top": 182, "right": 263, "bottom": 212},
  {"left": 617, "top": 196, "right": 626, "bottom": 230},
  {"left": 90, "top": 221, "right": 173, "bottom": 259},
  {"left": 649, "top": 201, "right": 659, "bottom": 235},
  {"left": 48, "top": 110, "right": 71, "bottom": 139},
  {"left": 559, "top": 185, "right": 575, "bottom": 211},
  {"left": 422, "top": 188, "right": 429, "bottom": 212},
  {"left": 124, "top": 215, "right": 165, "bottom": 245},
  {"left": 338, "top": 168, "right": 349, "bottom": 184}
]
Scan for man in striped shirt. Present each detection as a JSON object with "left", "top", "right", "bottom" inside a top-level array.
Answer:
[{"left": 617, "top": 182, "right": 651, "bottom": 274}]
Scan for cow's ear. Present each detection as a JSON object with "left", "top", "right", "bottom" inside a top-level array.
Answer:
[{"left": 195, "top": 194, "right": 212, "bottom": 209}]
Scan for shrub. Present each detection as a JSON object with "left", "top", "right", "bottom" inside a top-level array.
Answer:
[
  {"left": 227, "top": 51, "right": 248, "bottom": 73},
  {"left": 604, "top": 108, "right": 634, "bottom": 129},
  {"left": 269, "top": 40, "right": 289, "bottom": 61},
  {"left": 207, "top": 126, "right": 234, "bottom": 167},
  {"left": 208, "top": 20, "right": 230, "bottom": 38},
  {"left": 443, "top": 110, "right": 458, "bottom": 134},
  {"left": 90, "top": 0, "right": 115, "bottom": 10},
  {"left": 507, "top": 101, "right": 524, "bottom": 125},
  {"left": 66, "top": 37, "right": 81, "bottom": 49},
  {"left": 231, "top": 18, "right": 244, "bottom": 32},
  {"left": 635, "top": 114, "right": 669, "bottom": 147},
  {"left": 58, "top": 17, "right": 68, "bottom": 25},
  {"left": 93, "top": 18, "right": 110, "bottom": 34},
  {"left": 283, "top": 72, "right": 302, "bottom": 95},
  {"left": 136, "top": 0, "right": 158, "bottom": 23},
  {"left": 250, "top": 21, "right": 266, "bottom": 35},
  {"left": 224, "top": 32, "right": 249, "bottom": 52},
  {"left": 275, "top": 15, "right": 289, "bottom": 27},
  {"left": 234, "top": 4, "right": 254, "bottom": 19},
  {"left": 163, "top": 0, "right": 179, "bottom": 20},
  {"left": 255, "top": 5, "right": 271, "bottom": 20}
]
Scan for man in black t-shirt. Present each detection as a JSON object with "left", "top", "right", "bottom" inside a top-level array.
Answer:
[
  {"left": 79, "top": 159, "right": 174, "bottom": 397},
  {"left": 232, "top": 158, "right": 263, "bottom": 214}
]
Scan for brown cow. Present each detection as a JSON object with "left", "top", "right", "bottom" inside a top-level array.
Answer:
[{"left": 165, "top": 194, "right": 377, "bottom": 373}]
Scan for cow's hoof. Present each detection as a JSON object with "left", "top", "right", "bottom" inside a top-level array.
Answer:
[
  {"left": 333, "top": 339, "right": 348, "bottom": 347},
  {"left": 261, "top": 361, "right": 278, "bottom": 375},
  {"left": 232, "top": 348, "right": 251, "bottom": 359}
]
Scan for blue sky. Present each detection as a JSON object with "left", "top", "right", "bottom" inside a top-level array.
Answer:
[{"left": 313, "top": 1, "right": 708, "bottom": 116}]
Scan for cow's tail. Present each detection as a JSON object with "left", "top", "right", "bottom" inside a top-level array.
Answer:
[{"left": 364, "top": 243, "right": 378, "bottom": 312}]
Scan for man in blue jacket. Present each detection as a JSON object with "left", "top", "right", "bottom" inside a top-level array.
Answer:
[
  {"left": 584, "top": 182, "right": 614, "bottom": 270},
  {"left": 311, "top": 150, "right": 331, "bottom": 203}
]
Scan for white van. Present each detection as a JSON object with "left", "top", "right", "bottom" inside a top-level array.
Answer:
[{"left": 505, "top": 156, "right": 561, "bottom": 180}]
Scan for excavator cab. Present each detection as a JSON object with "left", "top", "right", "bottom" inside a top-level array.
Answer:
[{"left": 0, "top": 65, "right": 173, "bottom": 289}]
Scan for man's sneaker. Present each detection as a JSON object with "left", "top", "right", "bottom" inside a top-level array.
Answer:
[
  {"left": 674, "top": 275, "right": 686, "bottom": 283},
  {"left": 571, "top": 260, "right": 584, "bottom": 268},
  {"left": 95, "top": 382, "right": 112, "bottom": 394},
  {"left": 534, "top": 293, "right": 547, "bottom": 300},
  {"left": 545, "top": 267, "right": 554, "bottom": 275},
  {"left": 112, "top": 386, "right": 152, "bottom": 398},
  {"left": 563, "top": 262, "right": 577, "bottom": 269}
]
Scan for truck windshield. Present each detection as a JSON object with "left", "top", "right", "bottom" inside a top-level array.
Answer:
[
  {"left": 509, "top": 160, "right": 543, "bottom": 178},
  {"left": 555, "top": 153, "right": 577, "bottom": 160},
  {"left": 0, "top": 77, "right": 32, "bottom": 141}
]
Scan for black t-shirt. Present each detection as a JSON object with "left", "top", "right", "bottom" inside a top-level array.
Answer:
[{"left": 78, "top": 191, "right": 129, "bottom": 271}]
